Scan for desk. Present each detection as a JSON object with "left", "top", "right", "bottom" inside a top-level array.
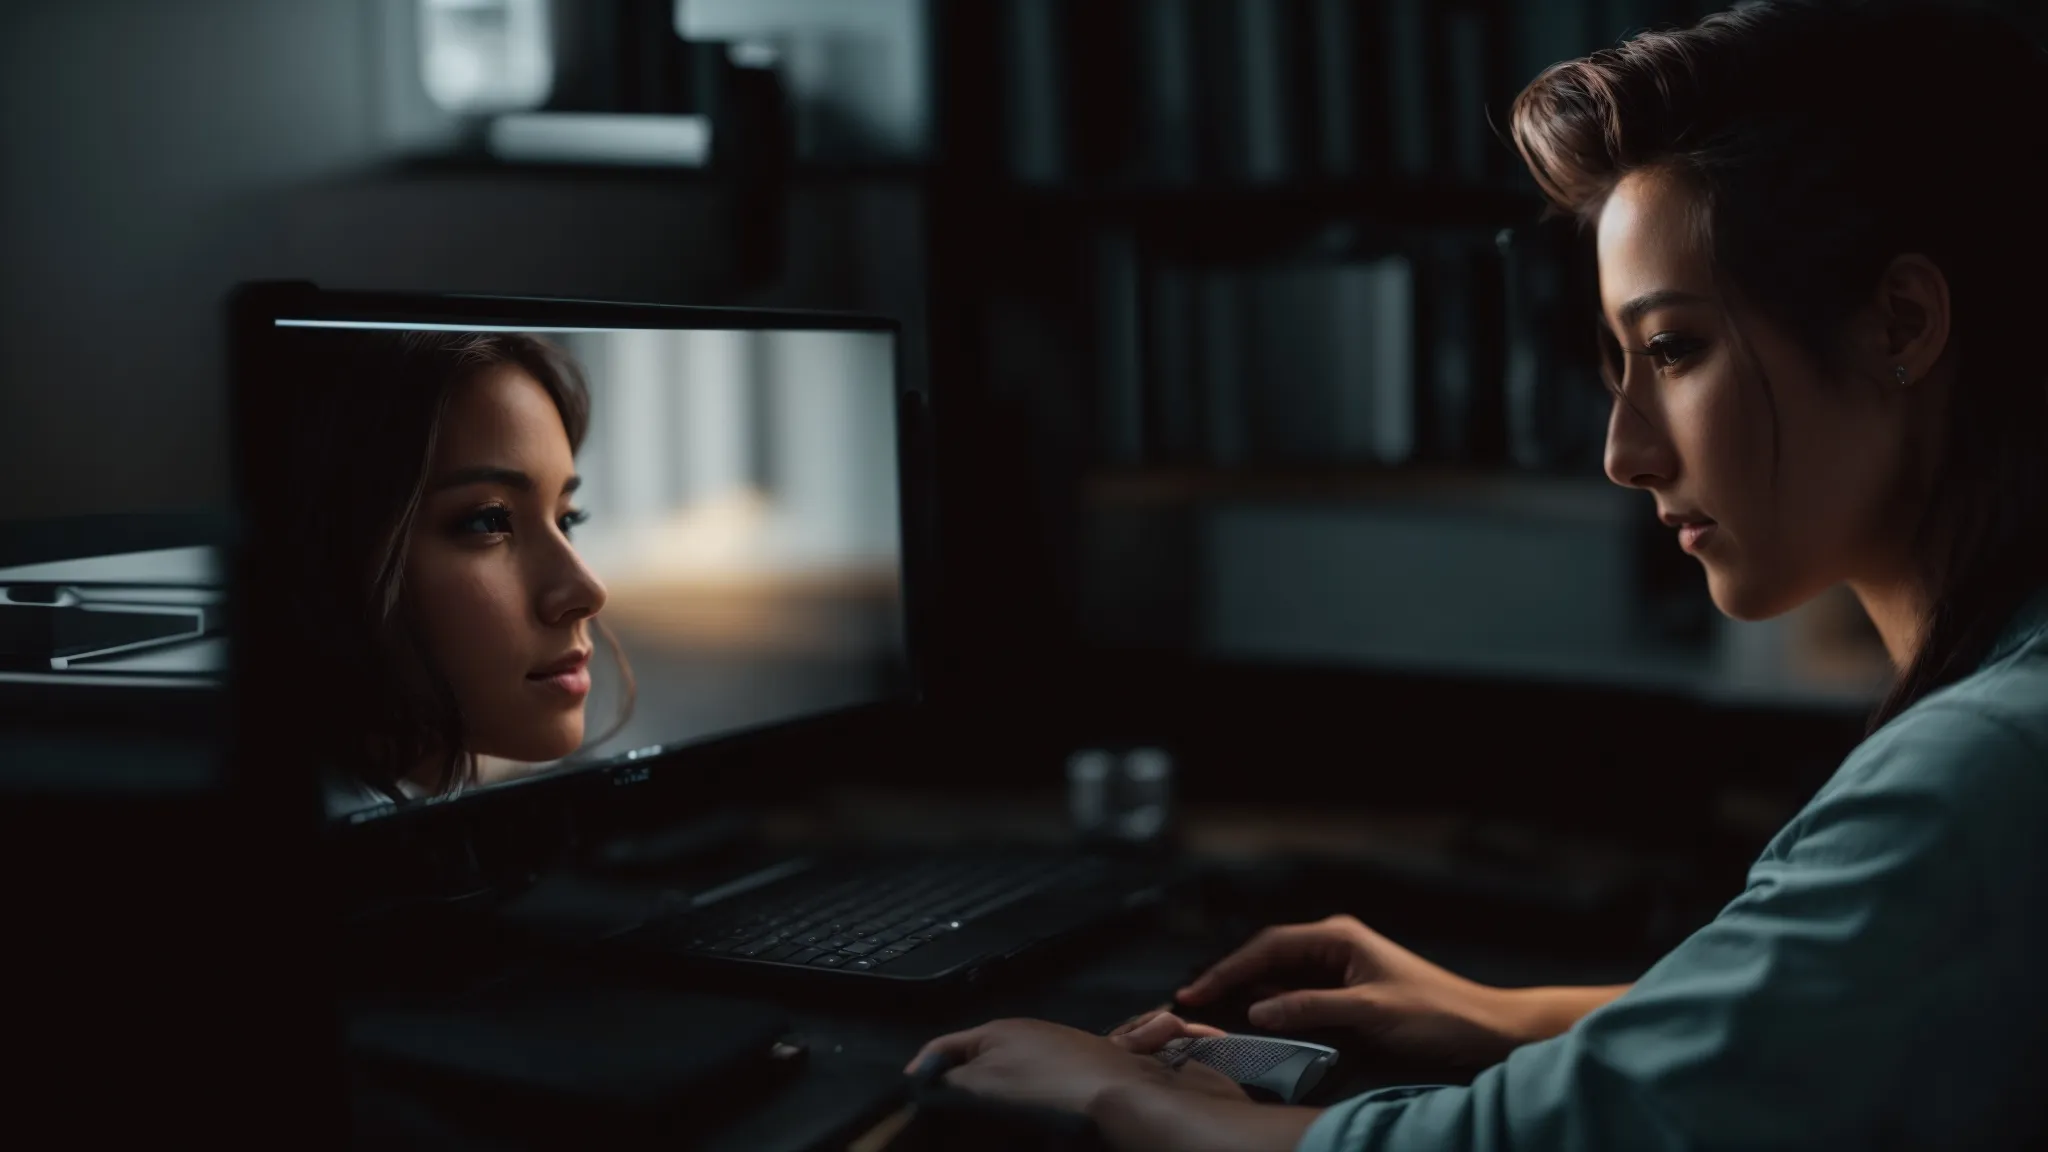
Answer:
[{"left": 343, "top": 790, "right": 1666, "bottom": 1150}]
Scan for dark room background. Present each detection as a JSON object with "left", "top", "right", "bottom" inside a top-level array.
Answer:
[{"left": 9, "top": 0, "right": 2040, "bottom": 915}]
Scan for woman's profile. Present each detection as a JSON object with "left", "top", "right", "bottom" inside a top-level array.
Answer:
[
  {"left": 908, "top": 2, "right": 2048, "bottom": 1148},
  {"left": 274, "top": 329, "right": 635, "bottom": 816}
]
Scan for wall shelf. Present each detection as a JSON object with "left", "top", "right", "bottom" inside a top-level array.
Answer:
[
  {"left": 994, "top": 179, "right": 1551, "bottom": 259},
  {"left": 1085, "top": 464, "right": 1634, "bottom": 524}
]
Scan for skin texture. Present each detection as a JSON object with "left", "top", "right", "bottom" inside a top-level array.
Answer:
[
  {"left": 1595, "top": 169, "right": 1952, "bottom": 664},
  {"left": 400, "top": 365, "right": 608, "bottom": 785},
  {"left": 907, "top": 1015, "right": 1322, "bottom": 1152},
  {"left": 910, "top": 172, "right": 1962, "bottom": 1151},
  {"left": 1168, "top": 915, "right": 1531, "bottom": 1070}
]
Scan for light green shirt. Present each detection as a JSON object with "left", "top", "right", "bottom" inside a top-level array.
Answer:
[{"left": 1300, "top": 592, "right": 2048, "bottom": 1152}]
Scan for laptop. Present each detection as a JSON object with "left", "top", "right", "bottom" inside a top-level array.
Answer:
[{"left": 227, "top": 282, "right": 1172, "bottom": 1002}]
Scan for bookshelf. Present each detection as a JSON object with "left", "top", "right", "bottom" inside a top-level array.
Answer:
[
  {"left": 1086, "top": 464, "right": 1628, "bottom": 523},
  {"left": 910, "top": 0, "right": 1769, "bottom": 735},
  {"left": 1000, "top": 179, "right": 1550, "bottom": 260}
]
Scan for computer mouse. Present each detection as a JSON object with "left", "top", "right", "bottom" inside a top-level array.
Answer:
[{"left": 1152, "top": 1033, "right": 1338, "bottom": 1105}]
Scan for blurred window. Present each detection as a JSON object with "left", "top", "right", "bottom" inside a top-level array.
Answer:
[{"left": 420, "top": 0, "right": 555, "bottom": 114}]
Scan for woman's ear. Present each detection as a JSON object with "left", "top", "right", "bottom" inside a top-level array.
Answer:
[{"left": 1872, "top": 253, "right": 1952, "bottom": 389}]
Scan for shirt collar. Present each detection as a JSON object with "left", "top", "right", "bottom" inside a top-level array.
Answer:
[{"left": 1982, "top": 585, "right": 2048, "bottom": 668}]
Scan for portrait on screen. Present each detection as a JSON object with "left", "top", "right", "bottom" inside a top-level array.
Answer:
[{"left": 266, "top": 323, "right": 905, "bottom": 818}]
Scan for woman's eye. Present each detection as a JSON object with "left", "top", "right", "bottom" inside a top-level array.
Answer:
[
  {"left": 558, "top": 508, "right": 590, "bottom": 539},
  {"left": 1644, "top": 335, "right": 1705, "bottom": 372},
  {"left": 456, "top": 506, "right": 515, "bottom": 536}
]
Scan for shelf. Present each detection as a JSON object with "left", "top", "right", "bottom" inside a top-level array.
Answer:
[
  {"left": 267, "top": 162, "right": 761, "bottom": 302},
  {"left": 390, "top": 152, "right": 934, "bottom": 187},
  {"left": 998, "top": 178, "right": 1551, "bottom": 255},
  {"left": 1085, "top": 465, "right": 1636, "bottom": 524},
  {"left": 1297, "top": 641, "right": 1888, "bottom": 714}
]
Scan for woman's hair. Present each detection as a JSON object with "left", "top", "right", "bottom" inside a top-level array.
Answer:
[
  {"left": 278, "top": 329, "right": 636, "bottom": 800},
  {"left": 1508, "top": 0, "right": 2048, "bottom": 732}
]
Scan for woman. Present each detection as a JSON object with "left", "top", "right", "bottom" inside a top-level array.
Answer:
[
  {"left": 909, "top": 1, "right": 2048, "bottom": 1147},
  {"left": 275, "top": 329, "right": 635, "bottom": 815}
]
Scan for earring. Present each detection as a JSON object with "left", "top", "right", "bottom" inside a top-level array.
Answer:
[{"left": 1895, "top": 364, "right": 1909, "bottom": 385}]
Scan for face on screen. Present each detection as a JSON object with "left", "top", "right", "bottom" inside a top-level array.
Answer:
[
  {"left": 296, "top": 323, "right": 905, "bottom": 817},
  {"left": 406, "top": 363, "right": 607, "bottom": 770}
]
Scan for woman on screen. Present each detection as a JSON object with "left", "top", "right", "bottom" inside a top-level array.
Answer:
[
  {"left": 907, "top": 2, "right": 2048, "bottom": 1149},
  {"left": 278, "top": 329, "right": 634, "bottom": 815}
]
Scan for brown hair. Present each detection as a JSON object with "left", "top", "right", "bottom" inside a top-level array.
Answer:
[
  {"left": 1508, "top": 0, "right": 2048, "bottom": 732},
  {"left": 278, "top": 329, "right": 636, "bottom": 800}
]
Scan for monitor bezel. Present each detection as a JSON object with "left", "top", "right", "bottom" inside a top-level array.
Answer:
[{"left": 226, "top": 281, "right": 934, "bottom": 854}]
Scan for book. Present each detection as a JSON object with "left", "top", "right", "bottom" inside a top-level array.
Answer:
[
  {"left": 1422, "top": 235, "right": 1477, "bottom": 463},
  {"left": 1195, "top": 0, "right": 1305, "bottom": 183},
  {"left": 1442, "top": 5, "right": 1493, "bottom": 186},
  {"left": 1195, "top": 268, "right": 1250, "bottom": 466},
  {"left": 1245, "top": 262, "right": 1334, "bottom": 462},
  {"left": 1133, "top": 0, "right": 1200, "bottom": 185},
  {"left": 1096, "top": 231, "right": 1147, "bottom": 465},
  {"left": 1383, "top": 0, "right": 1434, "bottom": 180},
  {"left": 1146, "top": 263, "right": 1203, "bottom": 461},
  {"left": 1366, "top": 256, "right": 1417, "bottom": 466},
  {"left": 1237, "top": 257, "right": 1417, "bottom": 466},
  {"left": 1307, "top": 0, "right": 1367, "bottom": 180},
  {"left": 1497, "top": 224, "right": 1609, "bottom": 472},
  {"left": 1499, "top": 227, "right": 1548, "bottom": 469},
  {"left": 1001, "top": 0, "right": 1067, "bottom": 184},
  {"left": 1316, "top": 261, "right": 1381, "bottom": 462},
  {"left": 1239, "top": 0, "right": 1300, "bottom": 183}
]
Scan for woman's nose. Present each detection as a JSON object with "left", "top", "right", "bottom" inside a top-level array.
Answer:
[
  {"left": 538, "top": 544, "right": 607, "bottom": 625},
  {"left": 1603, "top": 395, "right": 1674, "bottom": 491}
]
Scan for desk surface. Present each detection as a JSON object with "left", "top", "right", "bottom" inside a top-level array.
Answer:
[{"left": 341, "top": 807, "right": 1657, "bottom": 1152}]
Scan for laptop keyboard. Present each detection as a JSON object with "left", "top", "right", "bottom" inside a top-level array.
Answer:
[{"left": 663, "top": 853, "right": 1115, "bottom": 973}]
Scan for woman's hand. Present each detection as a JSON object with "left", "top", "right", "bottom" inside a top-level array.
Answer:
[
  {"left": 906, "top": 1014, "right": 1246, "bottom": 1117},
  {"left": 1164, "top": 914, "right": 1531, "bottom": 1070}
]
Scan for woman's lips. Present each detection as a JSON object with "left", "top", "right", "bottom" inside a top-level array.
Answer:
[
  {"left": 1679, "top": 522, "right": 1717, "bottom": 552},
  {"left": 527, "top": 652, "right": 591, "bottom": 700}
]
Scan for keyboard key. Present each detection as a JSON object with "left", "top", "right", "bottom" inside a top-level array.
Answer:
[
  {"left": 848, "top": 959, "right": 876, "bottom": 971},
  {"left": 762, "top": 942, "right": 804, "bottom": 962},
  {"left": 733, "top": 936, "right": 783, "bottom": 958},
  {"left": 889, "top": 937, "right": 923, "bottom": 953},
  {"left": 810, "top": 952, "right": 849, "bottom": 968},
  {"left": 824, "top": 935, "right": 860, "bottom": 950},
  {"left": 872, "top": 949, "right": 905, "bottom": 965},
  {"left": 791, "top": 947, "right": 827, "bottom": 965},
  {"left": 840, "top": 941, "right": 880, "bottom": 956}
]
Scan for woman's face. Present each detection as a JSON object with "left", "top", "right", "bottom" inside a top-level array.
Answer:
[
  {"left": 1595, "top": 170, "right": 1914, "bottom": 622},
  {"left": 404, "top": 365, "right": 607, "bottom": 766}
]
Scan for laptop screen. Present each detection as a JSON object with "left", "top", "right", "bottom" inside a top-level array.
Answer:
[{"left": 260, "top": 315, "right": 908, "bottom": 821}]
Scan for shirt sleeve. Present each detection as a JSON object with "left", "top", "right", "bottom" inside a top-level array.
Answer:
[{"left": 1296, "top": 702, "right": 2046, "bottom": 1152}]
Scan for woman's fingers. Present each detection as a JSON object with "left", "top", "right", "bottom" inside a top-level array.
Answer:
[
  {"left": 1248, "top": 987, "right": 1385, "bottom": 1032},
  {"left": 903, "top": 1023, "right": 993, "bottom": 1076},
  {"left": 1177, "top": 922, "right": 1333, "bottom": 1005},
  {"left": 1107, "top": 1003, "right": 1174, "bottom": 1038},
  {"left": 1110, "top": 1011, "right": 1191, "bottom": 1053},
  {"left": 1109, "top": 1012, "right": 1231, "bottom": 1055}
]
